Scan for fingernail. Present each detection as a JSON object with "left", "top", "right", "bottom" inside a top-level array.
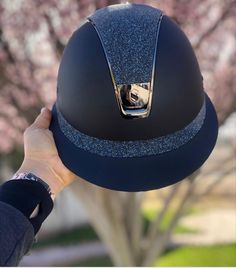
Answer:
[{"left": 41, "top": 107, "right": 46, "bottom": 113}]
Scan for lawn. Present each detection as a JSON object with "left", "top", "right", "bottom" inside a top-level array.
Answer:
[
  {"left": 33, "top": 224, "right": 98, "bottom": 249},
  {"left": 33, "top": 209, "right": 236, "bottom": 267},
  {"left": 155, "top": 244, "right": 236, "bottom": 267},
  {"left": 70, "top": 244, "right": 236, "bottom": 267}
]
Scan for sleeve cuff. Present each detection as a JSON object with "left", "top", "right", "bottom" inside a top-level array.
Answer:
[{"left": 0, "top": 180, "right": 53, "bottom": 234}]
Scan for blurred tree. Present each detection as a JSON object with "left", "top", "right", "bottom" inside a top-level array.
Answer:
[{"left": 0, "top": 0, "right": 235, "bottom": 266}]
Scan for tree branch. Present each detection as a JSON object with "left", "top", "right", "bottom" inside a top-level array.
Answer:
[
  {"left": 193, "top": 1, "right": 236, "bottom": 49},
  {"left": 146, "top": 183, "right": 180, "bottom": 245},
  {"left": 71, "top": 181, "right": 136, "bottom": 266},
  {"left": 192, "top": 164, "right": 235, "bottom": 204},
  {"left": 0, "top": 28, "right": 15, "bottom": 64},
  {"left": 43, "top": 13, "right": 65, "bottom": 58},
  {"left": 197, "top": 155, "right": 234, "bottom": 179},
  {"left": 0, "top": 29, "right": 44, "bottom": 123},
  {"left": 142, "top": 171, "right": 199, "bottom": 266},
  {"left": 125, "top": 192, "right": 144, "bottom": 264}
]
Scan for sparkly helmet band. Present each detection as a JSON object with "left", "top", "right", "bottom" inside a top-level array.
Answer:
[{"left": 56, "top": 97, "right": 206, "bottom": 158}]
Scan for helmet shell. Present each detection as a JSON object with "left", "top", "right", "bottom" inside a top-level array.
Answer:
[{"left": 50, "top": 4, "right": 218, "bottom": 191}]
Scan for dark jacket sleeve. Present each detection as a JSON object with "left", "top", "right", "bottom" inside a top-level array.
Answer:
[
  {"left": 0, "top": 180, "right": 53, "bottom": 266},
  {"left": 0, "top": 201, "right": 34, "bottom": 266}
]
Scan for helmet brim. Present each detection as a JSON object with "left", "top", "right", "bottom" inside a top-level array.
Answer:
[{"left": 50, "top": 93, "right": 218, "bottom": 192}]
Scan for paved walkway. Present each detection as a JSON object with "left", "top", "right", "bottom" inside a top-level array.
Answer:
[
  {"left": 20, "top": 208, "right": 236, "bottom": 266},
  {"left": 172, "top": 208, "right": 236, "bottom": 245},
  {"left": 20, "top": 241, "right": 107, "bottom": 266}
]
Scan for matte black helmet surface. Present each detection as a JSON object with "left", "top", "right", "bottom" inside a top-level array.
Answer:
[{"left": 50, "top": 4, "right": 218, "bottom": 191}]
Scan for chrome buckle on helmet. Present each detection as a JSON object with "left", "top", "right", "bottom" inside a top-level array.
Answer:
[{"left": 116, "top": 83, "right": 152, "bottom": 119}]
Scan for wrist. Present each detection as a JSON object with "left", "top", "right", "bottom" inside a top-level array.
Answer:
[{"left": 17, "top": 158, "right": 64, "bottom": 197}]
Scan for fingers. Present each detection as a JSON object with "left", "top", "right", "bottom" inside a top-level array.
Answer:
[{"left": 31, "top": 107, "right": 52, "bottom": 129}]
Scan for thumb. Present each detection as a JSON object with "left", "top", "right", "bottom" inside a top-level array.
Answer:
[{"left": 31, "top": 107, "right": 52, "bottom": 129}]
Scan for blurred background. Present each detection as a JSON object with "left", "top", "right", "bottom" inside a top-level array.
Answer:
[{"left": 0, "top": 0, "right": 235, "bottom": 266}]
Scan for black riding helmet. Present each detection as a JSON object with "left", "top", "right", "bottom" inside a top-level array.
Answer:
[{"left": 50, "top": 4, "right": 218, "bottom": 191}]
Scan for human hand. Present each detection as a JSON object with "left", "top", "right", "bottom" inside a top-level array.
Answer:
[{"left": 17, "top": 108, "right": 76, "bottom": 198}]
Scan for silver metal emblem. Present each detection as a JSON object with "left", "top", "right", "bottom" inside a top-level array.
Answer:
[{"left": 115, "top": 83, "right": 152, "bottom": 118}]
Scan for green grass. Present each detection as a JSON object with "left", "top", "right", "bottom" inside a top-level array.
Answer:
[
  {"left": 155, "top": 244, "right": 236, "bottom": 267},
  {"left": 33, "top": 223, "right": 236, "bottom": 267},
  {"left": 33, "top": 224, "right": 98, "bottom": 249},
  {"left": 34, "top": 208, "right": 197, "bottom": 250},
  {"left": 70, "top": 256, "right": 113, "bottom": 267},
  {"left": 33, "top": 208, "right": 235, "bottom": 267},
  {"left": 68, "top": 244, "right": 236, "bottom": 267},
  {"left": 142, "top": 207, "right": 199, "bottom": 234}
]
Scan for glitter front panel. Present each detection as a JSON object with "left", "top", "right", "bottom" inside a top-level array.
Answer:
[{"left": 89, "top": 4, "right": 162, "bottom": 85}]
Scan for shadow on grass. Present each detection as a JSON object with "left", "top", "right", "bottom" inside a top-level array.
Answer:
[
  {"left": 69, "top": 256, "right": 113, "bottom": 267},
  {"left": 33, "top": 224, "right": 99, "bottom": 249}
]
